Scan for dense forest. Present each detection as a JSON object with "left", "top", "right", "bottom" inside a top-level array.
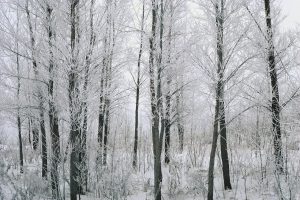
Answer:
[{"left": 0, "top": 0, "right": 300, "bottom": 199}]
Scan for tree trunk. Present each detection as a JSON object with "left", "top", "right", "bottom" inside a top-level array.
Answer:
[
  {"left": 207, "top": 83, "right": 221, "bottom": 200},
  {"left": 40, "top": 102, "right": 47, "bottom": 179},
  {"left": 17, "top": 115, "right": 23, "bottom": 174},
  {"left": 79, "top": 0, "right": 95, "bottom": 192},
  {"left": 149, "top": 1, "right": 162, "bottom": 199},
  {"left": 133, "top": 81, "right": 140, "bottom": 169},
  {"left": 216, "top": 0, "right": 231, "bottom": 190},
  {"left": 157, "top": 0, "right": 164, "bottom": 153},
  {"left": 98, "top": 0, "right": 111, "bottom": 166},
  {"left": 164, "top": 2, "right": 173, "bottom": 163},
  {"left": 98, "top": 65, "right": 105, "bottom": 165},
  {"left": 176, "top": 76, "right": 184, "bottom": 153},
  {"left": 69, "top": 0, "right": 81, "bottom": 199},
  {"left": 164, "top": 93, "right": 171, "bottom": 164},
  {"left": 32, "top": 121, "right": 39, "bottom": 151},
  {"left": 102, "top": 0, "right": 115, "bottom": 166},
  {"left": 133, "top": 0, "right": 145, "bottom": 170},
  {"left": 219, "top": 100, "right": 232, "bottom": 189},
  {"left": 28, "top": 118, "right": 31, "bottom": 145},
  {"left": 46, "top": 3, "right": 60, "bottom": 198},
  {"left": 26, "top": 0, "right": 47, "bottom": 179},
  {"left": 208, "top": 0, "right": 232, "bottom": 198},
  {"left": 263, "top": 0, "right": 284, "bottom": 173},
  {"left": 103, "top": 105, "right": 109, "bottom": 166},
  {"left": 16, "top": 15, "right": 23, "bottom": 173},
  {"left": 176, "top": 90, "right": 184, "bottom": 153}
]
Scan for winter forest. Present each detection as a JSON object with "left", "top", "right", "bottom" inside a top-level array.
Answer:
[{"left": 0, "top": 0, "right": 300, "bottom": 199}]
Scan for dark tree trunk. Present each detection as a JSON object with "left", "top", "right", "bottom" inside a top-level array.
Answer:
[
  {"left": 219, "top": 100, "right": 232, "bottom": 189},
  {"left": 17, "top": 48, "right": 23, "bottom": 175},
  {"left": 103, "top": 105, "right": 110, "bottom": 166},
  {"left": 97, "top": 66, "right": 105, "bottom": 165},
  {"left": 28, "top": 118, "right": 31, "bottom": 145},
  {"left": 17, "top": 115, "right": 23, "bottom": 174},
  {"left": 133, "top": 0, "right": 145, "bottom": 170},
  {"left": 208, "top": 0, "right": 232, "bottom": 198},
  {"left": 133, "top": 82, "right": 140, "bottom": 168},
  {"left": 157, "top": 0, "right": 164, "bottom": 148},
  {"left": 40, "top": 104, "right": 47, "bottom": 179},
  {"left": 79, "top": 0, "right": 95, "bottom": 192},
  {"left": 49, "top": 99, "right": 59, "bottom": 197},
  {"left": 46, "top": 3, "right": 60, "bottom": 198},
  {"left": 164, "top": 3, "right": 173, "bottom": 163},
  {"left": 207, "top": 83, "right": 221, "bottom": 200},
  {"left": 154, "top": 0, "right": 165, "bottom": 169},
  {"left": 81, "top": 102, "right": 88, "bottom": 192},
  {"left": 102, "top": 64, "right": 112, "bottom": 167},
  {"left": 102, "top": 55, "right": 110, "bottom": 167},
  {"left": 26, "top": 0, "right": 47, "bottom": 179},
  {"left": 102, "top": 0, "right": 115, "bottom": 166},
  {"left": 69, "top": 0, "right": 81, "bottom": 199},
  {"left": 216, "top": 0, "right": 231, "bottom": 190},
  {"left": 178, "top": 123, "right": 184, "bottom": 152},
  {"left": 164, "top": 93, "right": 171, "bottom": 164},
  {"left": 149, "top": 1, "right": 162, "bottom": 199},
  {"left": 263, "top": 0, "right": 284, "bottom": 173},
  {"left": 176, "top": 91, "right": 184, "bottom": 153},
  {"left": 32, "top": 121, "right": 39, "bottom": 151},
  {"left": 98, "top": 0, "right": 111, "bottom": 166},
  {"left": 16, "top": 12, "right": 23, "bottom": 174}
]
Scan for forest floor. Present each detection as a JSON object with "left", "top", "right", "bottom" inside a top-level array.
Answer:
[{"left": 1, "top": 139, "right": 300, "bottom": 199}]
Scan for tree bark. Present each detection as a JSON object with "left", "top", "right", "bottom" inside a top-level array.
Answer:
[
  {"left": 102, "top": 0, "right": 115, "bottom": 166},
  {"left": 69, "top": 0, "right": 81, "bottom": 199},
  {"left": 32, "top": 120, "right": 39, "bottom": 151},
  {"left": 219, "top": 100, "right": 232, "bottom": 189},
  {"left": 32, "top": 122, "right": 39, "bottom": 150},
  {"left": 164, "top": 1, "right": 173, "bottom": 164},
  {"left": 149, "top": 1, "right": 162, "bottom": 199},
  {"left": 207, "top": 82, "right": 221, "bottom": 200},
  {"left": 17, "top": 115, "right": 23, "bottom": 174},
  {"left": 216, "top": 0, "right": 231, "bottom": 190},
  {"left": 133, "top": 0, "right": 145, "bottom": 170},
  {"left": 40, "top": 102, "right": 47, "bottom": 179},
  {"left": 263, "top": 0, "right": 284, "bottom": 173},
  {"left": 157, "top": 0, "right": 164, "bottom": 153},
  {"left": 164, "top": 93, "right": 171, "bottom": 164},
  {"left": 98, "top": 0, "right": 111, "bottom": 166},
  {"left": 208, "top": 0, "right": 232, "bottom": 198},
  {"left": 79, "top": 0, "right": 95, "bottom": 192},
  {"left": 97, "top": 64, "right": 105, "bottom": 165},
  {"left": 26, "top": 0, "right": 47, "bottom": 179},
  {"left": 16, "top": 13, "right": 23, "bottom": 173},
  {"left": 176, "top": 89, "right": 184, "bottom": 153},
  {"left": 28, "top": 118, "right": 31, "bottom": 145},
  {"left": 46, "top": 3, "right": 60, "bottom": 198}
]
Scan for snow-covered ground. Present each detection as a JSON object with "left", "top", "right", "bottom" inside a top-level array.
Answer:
[{"left": 1, "top": 134, "right": 300, "bottom": 200}]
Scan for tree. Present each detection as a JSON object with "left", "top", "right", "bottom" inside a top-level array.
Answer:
[
  {"left": 164, "top": 0, "right": 174, "bottom": 164},
  {"left": 216, "top": 0, "right": 232, "bottom": 190},
  {"left": 25, "top": 0, "right": 47, "bottom": 179},
  {"left": 176, "top": 85, "right": 184, "bottom": 153},
  {"left": 206, "top": 2, "right": 231, "bottom": 192},
  {"left": 80, "top": 0, "right": 96, "bottom": 192},
  {"left": 45, "top": 1, "right": 60, "bottom": 198},
  {"left": 98, "top": 0, "right": 115, "bottom": 166},
  {"left": 16, "top": 3, "right": 23, "bottom": 174},
  {"left": 69, "top": 0, "right": 81, "bottom": 199},
  {"left": 133, "top": 0, "right": 145, "bottom": 170},
  {"left": 263, "top": 0, "right": 284, "bottom": 173},
  {"left": 149, "top": 0, "right": 163, "bottom": 199}
]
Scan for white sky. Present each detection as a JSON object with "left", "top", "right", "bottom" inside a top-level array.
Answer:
[{"left": 281, "top": 0, "right": 300, "bottom": 30}]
